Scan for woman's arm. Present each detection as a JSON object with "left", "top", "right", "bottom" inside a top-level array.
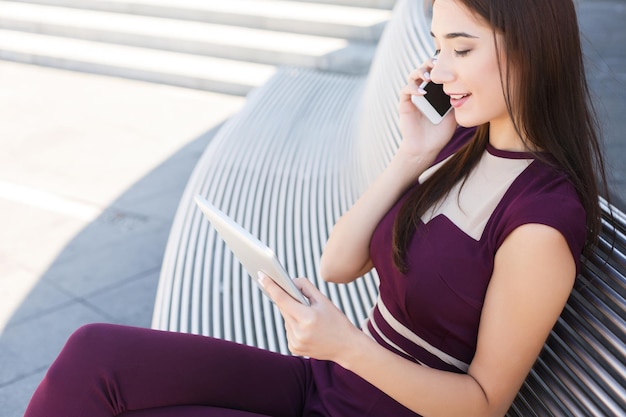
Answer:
[
  {"left": 334, "top": 224, "right": 575, "bottom": 416},
  {"left": 319, "top": 151, "right": 434, "bottom": 283},
  {"left": 320, "top": 63, "right": 457, "bottom": 284},
  {"left": 265, "top": 223, "right": 577, "bottom": 417}
]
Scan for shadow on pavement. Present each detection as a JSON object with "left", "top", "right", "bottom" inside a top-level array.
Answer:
[{"left": 0, "top": 123, "right": 223, "bottom": 416}]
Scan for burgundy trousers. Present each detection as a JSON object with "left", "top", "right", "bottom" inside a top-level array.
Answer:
[
  {"left": 24, "top": 323, "right": 420, "bottom": 417},
  {"left": 24, "top": 323, "right": 320, "bottom": 417}
]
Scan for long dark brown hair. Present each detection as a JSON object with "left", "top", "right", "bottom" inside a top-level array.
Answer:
[{"left": 393, "top": 0, "right": 609, "bottom": 272}]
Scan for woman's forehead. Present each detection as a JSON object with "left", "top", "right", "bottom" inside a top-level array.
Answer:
[{"left": 431, "top": 0, "right": 490, "bottom": 37}]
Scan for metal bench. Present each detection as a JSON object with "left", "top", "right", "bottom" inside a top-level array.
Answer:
[{"left": 152, "top": 0, "right": 625, "bottom": 415}]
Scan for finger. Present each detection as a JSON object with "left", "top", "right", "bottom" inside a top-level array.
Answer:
[
  {"left": 292, "top": 278, "right": 321, "bottom": 304},
  {"left": 293, "top": 279, "right": 340, "bottom": 314},
  {"left": 401, "top": 83, "right": 424, "bottom": 99},
  {"left": 405, "top": 68, "right": 433, "bottom": 99},
  {"left": 408, "top": 61, "right": 434, "bottom": 82},
  {"left": 258, "top": 272, "right": 308, "bottom": 316},
  {"left": 258, "top": 272, "right": 290, "bottom": 304},
  {"left": 408, "top": 67, "right": 431, "bottom": 81},
  {"left": 422, "top": 56, "right": 437, "bottom": 69}
]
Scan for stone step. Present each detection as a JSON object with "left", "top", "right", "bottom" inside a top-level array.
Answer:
[
  {"left": 0, "top": 1, "right": 376, "bottom": 73},
  {"left": 0, "top": 29, "right": 277, "bottom": 95},
  {"left": 1, "top": 0, "right": 393, "bottom": 40}
]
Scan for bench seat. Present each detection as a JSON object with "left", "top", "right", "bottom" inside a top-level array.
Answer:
[{"left": 152, "top": 0, "right": 625, "bottom": 415}]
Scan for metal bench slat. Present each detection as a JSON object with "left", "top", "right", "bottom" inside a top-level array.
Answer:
[{"left": 549, "top": 322, "right": 625, "bottom": 414}]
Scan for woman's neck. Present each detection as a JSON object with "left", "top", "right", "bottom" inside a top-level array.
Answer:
[{"left": 488, "top": 119, "right": 533, "bottom": 152}]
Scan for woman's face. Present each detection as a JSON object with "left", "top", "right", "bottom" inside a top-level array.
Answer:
[{"left": 429, "top": 0, "right": 512, "bottom": 131}]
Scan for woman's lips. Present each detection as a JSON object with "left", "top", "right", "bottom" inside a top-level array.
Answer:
[{"left": 449, "top": 93, "right": 471, "bottom": 108}]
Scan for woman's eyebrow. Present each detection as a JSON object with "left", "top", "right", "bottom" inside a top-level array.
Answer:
[{"left": 429, "top": 31, "right": 479, "bottom": 39}]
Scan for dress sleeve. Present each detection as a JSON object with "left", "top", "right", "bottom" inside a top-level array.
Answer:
[{"left": 497, "top": 168, "right": 587, "bottom": 273}]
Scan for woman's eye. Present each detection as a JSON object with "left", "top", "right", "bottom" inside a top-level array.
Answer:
[{"left": 455, "top": 49, "right": 471, "bottom": 57}]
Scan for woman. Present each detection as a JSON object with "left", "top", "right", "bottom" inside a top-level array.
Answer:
[{"left": 25, "top": 0, "right": 607, "bottom": 416}]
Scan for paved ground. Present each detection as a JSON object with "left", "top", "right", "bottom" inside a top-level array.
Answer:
[
  {"left": 0, "top": 63, "right": 246, "bottom": 415},
  {"left": 0, "top": 1, "right": 624, "bottom": 415}
]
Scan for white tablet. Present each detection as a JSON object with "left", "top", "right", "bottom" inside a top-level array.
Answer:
[{"left": 194, "top": 195, "right": 309, "bottom": 305}]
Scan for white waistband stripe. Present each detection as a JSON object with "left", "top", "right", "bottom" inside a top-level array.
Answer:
[
  {"left": 366, "top": 317, "right": 428, "bottom": 367},
  {"left": 373, "top": 296, "right": 470, "bottom": 372}
]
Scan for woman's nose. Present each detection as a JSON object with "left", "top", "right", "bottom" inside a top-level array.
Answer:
[{"left": 429, "top": 57, "right": 454, "bottom": 85}]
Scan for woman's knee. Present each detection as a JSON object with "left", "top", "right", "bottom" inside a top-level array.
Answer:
[
  {"left": 25, "top": 324, "right": 125, "bottom": 415},
  {"left": 46, "top": 323, "right": 121, "bottom": 380},
  {"left": 65, "top": 323, "right": 119, "bottom": 355}
]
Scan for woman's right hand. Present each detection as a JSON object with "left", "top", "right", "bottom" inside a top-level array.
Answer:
[
  {"left": 398, "top": 58, "right": 457, "bottom": 162},
  {"left": 321, "top": 60, "right": 458, "bottom": 284}
]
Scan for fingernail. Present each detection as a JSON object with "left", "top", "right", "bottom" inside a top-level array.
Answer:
[
  {"left": 418, "top": 79, "right": 428, "bottom": 94},
  {"left": 423, "top": 71, "right": 430, "bottom": 80},
  {"left": 257, "top": 271, "right": 266, "bottom": 286}
]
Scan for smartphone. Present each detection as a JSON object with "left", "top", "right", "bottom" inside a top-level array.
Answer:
[{"left": 411, "top": 81, "right": 452, "bottom": 125}]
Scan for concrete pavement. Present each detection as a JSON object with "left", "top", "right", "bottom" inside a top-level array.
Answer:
[
  {"left": 0, "top": 62, "right": 246, "bottom": 415},
  {"left": 0, "top": 0, "right": 624, "bottom": 415}
]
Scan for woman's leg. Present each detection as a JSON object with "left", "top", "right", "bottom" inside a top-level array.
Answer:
[
  {"left": 120, "top": 406, "right": 273, "bottom": 417},
  {"left": 24, "top": 323, "right": 312, "bottom": 417}
]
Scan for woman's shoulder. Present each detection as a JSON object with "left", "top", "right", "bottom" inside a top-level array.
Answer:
[
  {"left": 510, "top": 155, "right": 584, "bottom": 210},
  {"left": 495, "top": 157, "right": 587, "bottom": 266}
]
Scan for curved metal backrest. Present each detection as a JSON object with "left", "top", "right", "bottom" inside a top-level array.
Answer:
[
  {"left": 152, "top": 0, "right": 436, "bottom": 346},
  {"left": 350, "top": 0, "right": 433, "bottom": 190},
  {"left": 152, "top": 68, "right": 370, "bottom": 353},
  {"left": 153, "top": 0, "right": 625, "bottom": 414}
]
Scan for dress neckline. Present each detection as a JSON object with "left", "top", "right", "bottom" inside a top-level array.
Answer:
[{"left": 486, "top": 142, "right": 538, "bottom": 160}]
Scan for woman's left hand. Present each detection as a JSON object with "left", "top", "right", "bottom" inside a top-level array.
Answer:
[{"left": 259, "top": 272, "right": 362, "bottom": 362}]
